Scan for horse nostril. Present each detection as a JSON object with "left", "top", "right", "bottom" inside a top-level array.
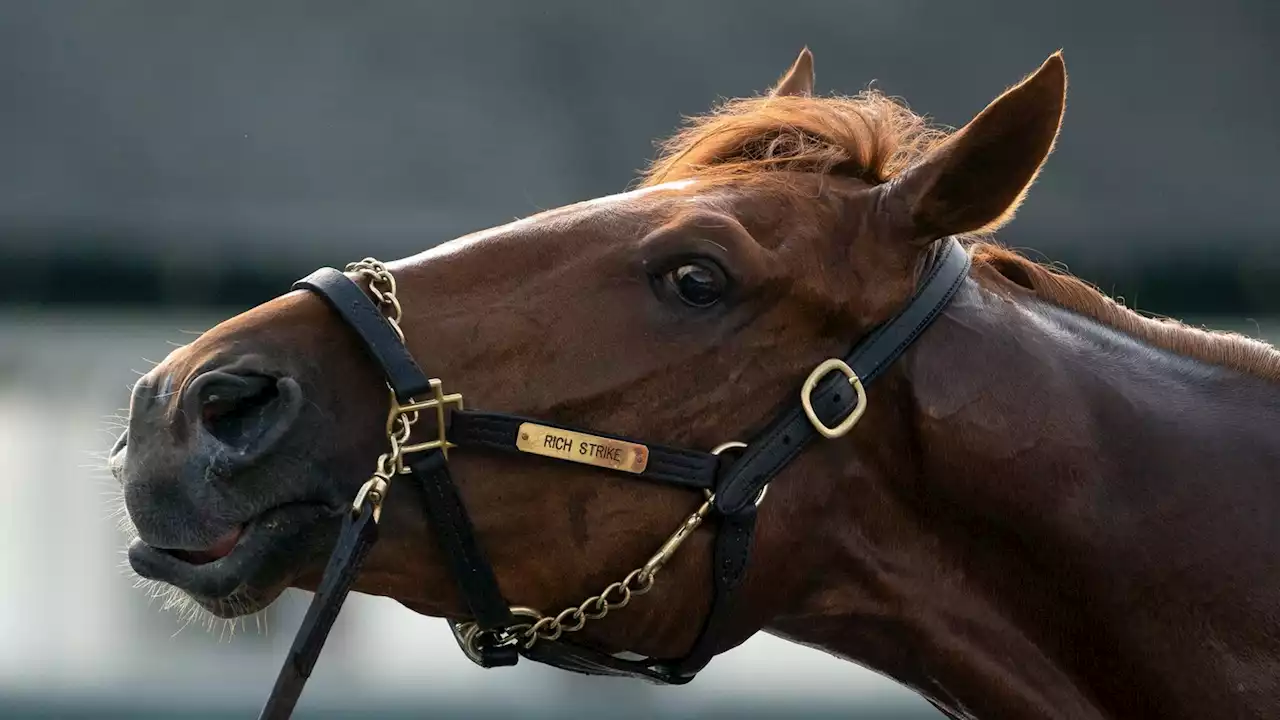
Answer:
[
  {"left": 185, "top": 371, "right": 301, "bottom": 458},
  {"left": 201, "top": 374, "right": 276, "bottom": 438}
]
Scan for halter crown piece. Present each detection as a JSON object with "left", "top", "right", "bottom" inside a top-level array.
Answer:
[{"left": 256, "top": 237, "right": 972, "bottom": 719}]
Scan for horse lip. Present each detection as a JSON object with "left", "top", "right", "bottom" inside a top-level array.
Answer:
[
  {"left": 129, "top": 534, "right": 252, "bottom": 599},
  {"left": 157, "top": 525, "right": 245, "bottom": 565},
  {"left": 127, "top": 502, "right": 336, "bottom": 601}
]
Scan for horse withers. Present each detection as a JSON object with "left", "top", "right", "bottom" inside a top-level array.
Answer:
[{"left": 110, "top": 48, "right": 1280, "bottom": 719}]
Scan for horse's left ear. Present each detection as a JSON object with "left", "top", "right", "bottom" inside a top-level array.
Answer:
[
  {"left": 878, "top": 52, "right": 1067, "bottom": 242},
  {"left": 770, "top": 47, "right": 814, "bottom": 97}
]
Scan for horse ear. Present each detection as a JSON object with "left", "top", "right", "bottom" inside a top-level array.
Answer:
[
  {"left": 770, "top": 47, "right": 814, "bottom": 97},
  {"left": 879, "top": 52, "right": 1067, "bottom": 242}
]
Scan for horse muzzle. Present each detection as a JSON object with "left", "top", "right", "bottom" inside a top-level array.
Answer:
[
  {"left": 126, "top": 501, "right": 336, "bottom": 613},
  {"left": 115, "top": 363, "right": 341, "bottom": 611}
]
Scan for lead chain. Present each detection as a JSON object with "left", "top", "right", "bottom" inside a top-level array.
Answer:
[
  {"left": 346, "top": 258, "right": 419, "bottom": 521},
  {"left": 520, "top": 568, "right": 655, "bottom": 646}
]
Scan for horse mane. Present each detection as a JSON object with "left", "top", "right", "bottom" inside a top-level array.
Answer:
[
  {"left": 967, "top": 243, "right": 1280, "bottom": 381},
  {"left": 638, "top": 90, "right": 1280, "bottom": 382},
  {"left": 639, "top": 90, "right": 947, "bottom": 187}
]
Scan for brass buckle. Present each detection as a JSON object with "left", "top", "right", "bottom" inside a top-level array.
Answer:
[
  {"left": 800, "top": 358, "right": 867, "bottom": 439},
  {"left": 388, "top": 378, "right": 464, "bottom": 469}
]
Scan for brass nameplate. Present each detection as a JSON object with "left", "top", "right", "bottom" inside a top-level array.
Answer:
[{"left": 515, "top": 423, "right": 649, "bottom": 474}]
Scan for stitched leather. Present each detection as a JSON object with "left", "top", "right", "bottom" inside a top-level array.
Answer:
[
  {"left": 671, "top": 509, "right": 757, "bottom": 676},
  {"left": 450, "top": 411, "right": 720, "bottom": 492},
  {"left": 714, "top": 238, "right": 971, "bottom": 515},
  {"left": 674, "top": 237, "right": 971, "bottom": 677},
  {"left": 258, "top": 503, "right": 379, "bottom": 720},
  {"left": 407, "top": 451, "right": 515, "bottom": 631},
  {"left": 520, "top": 635, "right": 695, "bottom": 684},
  {"left": 292, "top": 268, "right": 434, "bottom": 402}
]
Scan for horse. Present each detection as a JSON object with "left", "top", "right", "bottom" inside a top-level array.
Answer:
[{"left": 109, "top": 47, "right": 1280, "bottom": 719}]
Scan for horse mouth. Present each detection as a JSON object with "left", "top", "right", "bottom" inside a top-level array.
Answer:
[
  {"left": 127, "top": 502, "right": 339, "bottom": 617},
  {"left": 163, "top": 525, "right": 245, "bottom": 565}
]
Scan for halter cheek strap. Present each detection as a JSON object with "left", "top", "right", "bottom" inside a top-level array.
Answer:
[
  {"left": 259, "top": 237, "right": 972, "bottom": 716},
  {"left": 674, "top": 237, "right": 971, "bottom": 674}
]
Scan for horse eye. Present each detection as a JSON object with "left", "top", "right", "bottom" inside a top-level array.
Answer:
[{"left": 663, "top": 261, "right": 727, "bottom": 308}]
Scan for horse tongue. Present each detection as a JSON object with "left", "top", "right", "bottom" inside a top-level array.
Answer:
[
  {"left": 179, "top": 526, "right": 243, "bottom": 565},
  {"left": 207, "top": 527, "right": 242, "bottom": 558}
]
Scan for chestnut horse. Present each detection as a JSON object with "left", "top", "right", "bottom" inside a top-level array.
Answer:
[{"left": 111, "top": 48, "right": 1280, "bottom": 719}]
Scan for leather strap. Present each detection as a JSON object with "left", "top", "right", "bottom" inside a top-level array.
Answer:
[
  {"left": 405, "top": 450, "right": 516, "bottom": 634},
  {"left": 520, "top": 635, "right": 695, "bottom": 684},
  {"left": 449, "top": 411, "right": 720, "bottom": 492},
  {"left": 258, "top": 502, "right": 379, "bottom": 720},
  {"left": 671, "top": 237, "right": 971, "bottom": 677},
  {"left": 293, "top": 268, "right": 434, "bottom": 403},
  {"left": 666, "top": 507, "right": 756, "bottom": 676},
  {"left": 714, "top": 238, "right": 971, "bottom": 516}
]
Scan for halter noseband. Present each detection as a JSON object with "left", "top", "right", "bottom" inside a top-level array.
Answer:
[{"left": 256, "top": 236, "right": 972, "bottom": 719}]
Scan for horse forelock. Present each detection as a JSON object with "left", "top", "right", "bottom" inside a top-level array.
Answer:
[{"left": 638, "top": 90, "right": 949, "bottom": 189}]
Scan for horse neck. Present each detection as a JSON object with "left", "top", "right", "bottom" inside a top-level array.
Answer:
[{"left": 762, "top": 278, "right": 1280, "bottom": 720}]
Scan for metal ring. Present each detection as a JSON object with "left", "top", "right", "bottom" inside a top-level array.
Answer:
[
  {"left": 708, "top": 440, "right": 768, "bottom": 507},
  {"left": 705, "top": 442, "right": 746, "bottom": 501},
  {"left": 455, "top": 621, "right": 483, "bottom": 664},
  {"left": 753, "top": 484, "right": 769, "bottom": 507},
  {"left": 457, "top": 606, "right": 542, "bottom": 664},
  {"left": 800, "top": 358, "right": 868, "bottom": 439},
  {"left": 710, "top": 440, "right": 747, "bottom": 455}
]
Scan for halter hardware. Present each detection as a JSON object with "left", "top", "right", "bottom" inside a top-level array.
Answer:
[
  {"left": 708, "top": 441, "right": 769, "bottom": 507},
  {"left": 350, "top": 475, "right": 389, "bottom": 523},
  {"left": 801, "top": 358, "right": 867, "bottom": 439},
  {"left": 388, "top": 379, "right": 464, "bottom": 464},
  {"left": 260, "top": 237, "right": 973, "bottom": 719}
]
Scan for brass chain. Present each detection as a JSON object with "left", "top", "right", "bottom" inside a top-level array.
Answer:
[
  {"left": 521, "top": 567, "right": 655, "bottom": 645},
  {"left": 458, "top": 492, "right": 718, "bottom": 657},
  {"left": 510, "top": 494, "right": 712, "bottom": 649},
  {"left": 342, "top": 257, "right": 751, "bottom": 658}
]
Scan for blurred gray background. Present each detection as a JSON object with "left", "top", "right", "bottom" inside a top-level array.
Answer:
[{"left": 1, "top": 1, "right": 1276, "bottom": 718}]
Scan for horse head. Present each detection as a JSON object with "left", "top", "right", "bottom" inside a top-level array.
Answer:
[{"left": 112, "top": 48, "right": 1073, "bottom": 714}]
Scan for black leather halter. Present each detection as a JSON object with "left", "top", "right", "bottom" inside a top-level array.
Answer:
[{"left": 256, "top": 236, "right": 972, "bottom": 719}]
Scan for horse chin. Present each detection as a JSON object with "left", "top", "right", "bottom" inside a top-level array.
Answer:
[{"left": 127, "top": 502, "right": 341, "bottom": 618}]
